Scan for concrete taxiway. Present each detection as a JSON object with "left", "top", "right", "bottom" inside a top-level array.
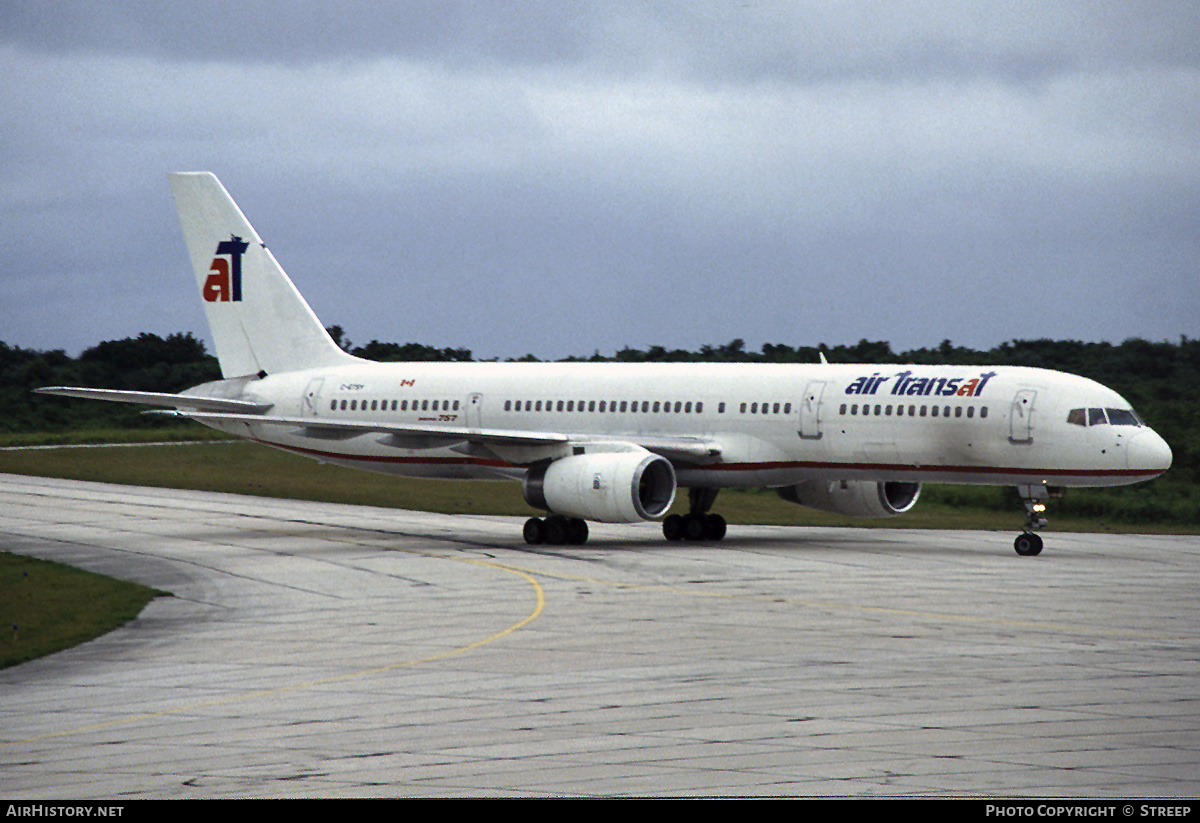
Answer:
[{"left": 1, "top": 473, "right": 1198, "bottom": 797}]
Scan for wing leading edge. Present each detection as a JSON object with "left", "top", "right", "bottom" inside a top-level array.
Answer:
[{"left": 149, "top": 409, "right": 723, "bottom": 463}]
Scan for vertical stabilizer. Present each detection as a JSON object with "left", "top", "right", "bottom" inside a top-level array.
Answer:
[{"left": 169, "top": 172, "right": 356, "bottom": 378}]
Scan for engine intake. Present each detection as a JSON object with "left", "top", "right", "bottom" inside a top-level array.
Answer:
[
  {"left": 523, "top": 450, "right": 677, "bottom": 523},
  {"left": 777, "top": 480, "right": 921, "bottom": 518}
]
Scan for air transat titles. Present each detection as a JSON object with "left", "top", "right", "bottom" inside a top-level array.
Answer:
[{"left": 845, "top": 370, "right": 999, "bottom": 398}]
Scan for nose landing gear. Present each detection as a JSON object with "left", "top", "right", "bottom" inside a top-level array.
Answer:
[{"left": 1014, "top": 484, "right": 1056, "bottom": 556}]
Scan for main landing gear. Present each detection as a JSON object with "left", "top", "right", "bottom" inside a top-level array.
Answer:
[
  {"left": 1014, "top": 484, "right": 1054, "bottom": 556},
  {"left": 523, "top": 488, "right": 731, "bottom": 546},
  {"left": 523, "top": 515, "right": 589, "bottom": 545},
  {"left": 662, "top": 488, "right": 727, "bottom": 542}
]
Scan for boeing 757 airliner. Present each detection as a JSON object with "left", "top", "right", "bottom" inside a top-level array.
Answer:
[{"left": 38, "top": 173, "right": 1173, "bottom": 555}]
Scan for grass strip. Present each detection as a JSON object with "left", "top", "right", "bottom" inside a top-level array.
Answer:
[{"left": 0, "top": 552, "right": 168, "bottom": 669}]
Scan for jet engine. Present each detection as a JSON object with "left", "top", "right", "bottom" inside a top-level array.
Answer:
[
  {"left": 776, "top": 480, "right": 921, "bottom": 518},
  {"left": 523, "top": 450, "right": 677, "bottom": 523}
]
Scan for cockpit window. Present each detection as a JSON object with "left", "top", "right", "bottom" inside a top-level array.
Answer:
[
  {"left": 1068, "top": 407, "right": 1143, "bottom": 427},
  {"left": 1106, "top": 408, "right": 1142, "bottom": 426}
]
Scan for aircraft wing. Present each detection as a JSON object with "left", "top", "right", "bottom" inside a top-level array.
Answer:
[
  {"left": 149, "top": 410, "right": 723, "bottom": 463},
  {"left": 34, "top": 387, "right": 273, "bottom": 414}
]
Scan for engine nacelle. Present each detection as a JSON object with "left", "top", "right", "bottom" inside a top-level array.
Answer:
[
  {"left": 523, "top": 450, "right": 677, "bottom": 523},
  {"left": 776, "top": 480, "right": 921, "bottom": 518}
]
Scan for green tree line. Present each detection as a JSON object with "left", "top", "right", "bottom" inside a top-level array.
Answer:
[{"left": 4, "top": 331, "right": 1196, "bottom": 524}]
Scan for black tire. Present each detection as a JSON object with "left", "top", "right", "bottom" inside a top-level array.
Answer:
[
  {"left": 545, "top": 516, "right": 569, "bottom": 545},
  {"left": 1014, "top": 532, "right": 1043, "bottom": 556},
  {"left": 683, "top": 513, "right": 707, "bottom": 541},
  {"left": 705, "top": 513, "right": 727, "bottom": 542},
  {"left": 567, "top": 518, "right": 589, "bottom": 545},
  {"left": 662, "top": 513, "right": 684, "bottom": 541},
  {"left": 523, "top": 518, "right": 545, "bottom": 545}
]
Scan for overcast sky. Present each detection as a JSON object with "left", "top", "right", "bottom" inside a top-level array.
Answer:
[{"left": 3, "top": 2, "right": 1198, "bottom": 361}]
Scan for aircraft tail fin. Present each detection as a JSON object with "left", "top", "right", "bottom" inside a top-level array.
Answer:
[{"left": 169, "top": 172, "right": 356, "bottom": 378}]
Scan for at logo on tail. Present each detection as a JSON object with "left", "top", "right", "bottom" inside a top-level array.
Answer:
[{"left": 203, "top": 235, "right": 250, "bottom": 302}]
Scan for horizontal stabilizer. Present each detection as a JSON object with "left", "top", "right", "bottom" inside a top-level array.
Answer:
[{"left": 34, "top": 387, "right": 273, "bottom": 414}]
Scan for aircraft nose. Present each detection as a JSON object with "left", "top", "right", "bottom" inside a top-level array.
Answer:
[{"left": 1126, "top": 429, "right": 1173, "bottom": 476}]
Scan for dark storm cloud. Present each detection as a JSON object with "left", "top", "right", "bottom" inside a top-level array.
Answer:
[{"left": 2, "top": 2, "right": 1197, "bottom": 360}]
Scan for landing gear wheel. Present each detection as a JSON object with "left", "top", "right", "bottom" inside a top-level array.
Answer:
[
  {"left": 1014, "top": 532, "right": 1043, "bottom": 556},
  {"left": 523, "top": 518, "right": 545, "bottom": 545},
  {"left": 705, "top": 513, "right": 727, "bottom": 542},
  {"left": 545, "top": 516, "right": 570, "bottom": 545},
  {"left": 567, "top": 518, "right": 589, "bottom": 545},
  {"left": 662, "top": 514, "right": 684, "bottom": 541},
  {"left": 683, "top": 513, "right": 707, "bottom": 541}
]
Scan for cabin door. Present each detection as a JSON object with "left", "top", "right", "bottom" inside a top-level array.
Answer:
[
  {"left": 1009, "top": 389, "right": 1036, "bottom": 444},
  {"left": 468, "top": 393, "right": 484, "bottom": 428},
  {"left": 302, "top": 378, "right": 325, "bottom": 417},
  {"left": 798, "top": 381, "right": 826, "bottom": 440}
]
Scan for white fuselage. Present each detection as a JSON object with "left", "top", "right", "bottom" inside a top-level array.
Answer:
[{"left": 199, "top": 360, "right": 1172, "bottom": 491}]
